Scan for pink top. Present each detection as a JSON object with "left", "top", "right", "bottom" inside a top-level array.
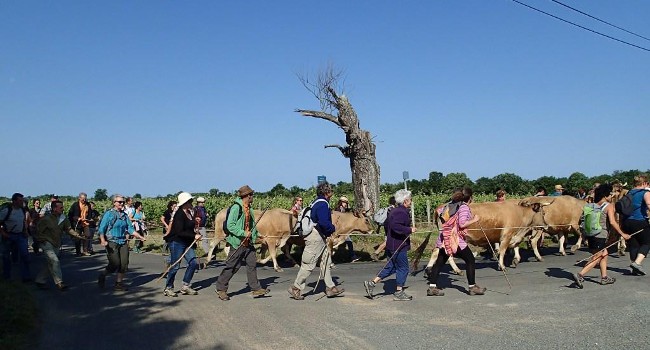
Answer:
[{"left": 436, "top": 203, "right": 470, "bottom": 251}]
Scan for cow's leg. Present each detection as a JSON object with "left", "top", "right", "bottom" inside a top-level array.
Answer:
[
  {"left": 448, "top": 256, "right": 464, "bottom": 275},
  {"left": 205, "top": 239, "right": 222, "bottom": 265},
  {"left": 268, "top": 241, "right": 284, "bottom": 272},
  {"left": 258, "top": 243, "right": 269, "bottom": 264},
  {"left": 571, "top": 231, "right": 583, "bottom": 252},
  {"left": 618, "top": 236, "right": 627, "bottom": 256},
  {"left": 492, "top": 242, "right": 500, "bottom": 261},
  {"left": 513, "top": 247, "right": 521, "bottom": 267},
  {"left": 558, "top": 234, "right": 567, "bottom": 256},
  {"left": 424, "top": 248, "right": 439, "bottom": 279},
  {"left": 530, "top": 231, "right": 544, "bottom": 262},
  {"left": 498, "top": 236, "right": 511, "bottom": 270}
]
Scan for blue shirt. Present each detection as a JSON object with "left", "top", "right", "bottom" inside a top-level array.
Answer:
[
  {"left": 311, "top": 196, "right": 335, "bottom": 237},
  {"left": 628, "top": 189, "right": 649, "bottom": 221},
  {"left": 98, "top": 209, "right": 135, "bottom": 244}
]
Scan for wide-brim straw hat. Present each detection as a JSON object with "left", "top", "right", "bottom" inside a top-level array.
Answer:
[{"left": 177, "top": 192, "right": 194, "bottom": 207}]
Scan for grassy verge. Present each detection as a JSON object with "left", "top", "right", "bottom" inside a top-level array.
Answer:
[{"left": 0, "top": 279, "right": 39, "bottom": 350}]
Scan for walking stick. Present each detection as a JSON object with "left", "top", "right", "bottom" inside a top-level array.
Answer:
[
  {"left": 311, "top": 239, "right": 331, "bottom": 294},
  {"left": 156, "top": 237, "right": 200, "bottom": 281},
  {"left": 374, "top": 237, "right": 409, "bottom": 279},
  {"left": 574, "top": 229, "right": 643, "bottom": 265},
  {"left": 477, "top": 222, "right": 513, "bottom": 292}
]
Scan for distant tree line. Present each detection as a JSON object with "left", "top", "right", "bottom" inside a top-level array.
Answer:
[{"left": 5, "top": 169, "right": 646, "bottom": 203}]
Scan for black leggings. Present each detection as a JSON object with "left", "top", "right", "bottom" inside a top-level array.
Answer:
[
  {"left": 623, "top": 219, "right": 650, "bottom": 261},
  {"left": 428, "top": 246, "right": 476, "bottom": 286}
]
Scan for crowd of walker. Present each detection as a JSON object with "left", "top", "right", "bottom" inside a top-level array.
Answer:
[{"left": 1, "top": 173, "right": 649, "bottom": 301}]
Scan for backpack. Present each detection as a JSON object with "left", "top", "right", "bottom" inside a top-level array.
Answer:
[
  {"left": 294, "top": 198, "right": 328, "bottom": 237},
  {"left": 222, "top": 203, "right": 243, "bottom": 237},
  {"left": 581, "top": 202, "right": 607, "bottom": 237},
  {"left": 0, "top": 202, "right": 26, "bottom": 232},
  {"left": 100, "top": 210, "right": 123, "bottom": 236},
  {"left": 373, "top": 207, "right": 389, "bottom": 225},
  {"left": 438, "top": 202, "right": 461, "bottom": 224},
  {"left": 615, "top": 189, "right": 648, "bottom": 218}
]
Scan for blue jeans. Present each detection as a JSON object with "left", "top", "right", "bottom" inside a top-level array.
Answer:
[
  {"left": 166, "top": 241, "right": 198, "bottom": 289},
  {"left": 377, "top": 249, "right": 409, "bottom": 287},
  {"left": 2, "top": 233, "right": 30, "bottom": 280}
]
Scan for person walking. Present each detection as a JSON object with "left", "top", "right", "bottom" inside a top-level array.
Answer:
[
  {"left": 426, "top": 187, "right": 487, "bottom": 296},
  {"left": 290, "top": 196, "right": 303, "bottom": 217},
  {"left": 214, "top": 185, "right": 269, "bottom": 300},
  {"left": 68, "top": 192, "right": 91, "bottom": 256},
  {"left": 130, "top": 201, "right": 147, "bottom": 253},
  {"left": 288, "top": 182, "right": 344, "bottom": 300},
  {"left": 371, "top": 196, "right": 396, "bottom": 262},
  {"left": 193, "top": 197, "right": 210, "bottom": 254},
  {"left": 364, "top": 189, "right": 416, "bottom": 301},
  {"left": 97, "top": 194, "right": 144, "bottom": 291},
  {"left": 28, "top": 199, "right": 42, "bottom": 253},
  {"left": 35, "top": 200, "right": 83, "bottom": 291},
  {"left": 572, "top": 184, "right": 630, "bottom": 288},
  {"left": 86, "top": 201, "right": 100, "bottom": 255},
  {"left": 0, "top": 193, "right": 30, "bottom": 282},
  {"left": 163, "top": 192, "right": 202, "bottom": 297},
  {"left": 621, "top": 174, "right": 650, "bottom": 275}
]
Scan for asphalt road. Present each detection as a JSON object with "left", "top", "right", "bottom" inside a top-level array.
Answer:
[{"left": 29, "top": 244, "right": 649, "bottom": 350}]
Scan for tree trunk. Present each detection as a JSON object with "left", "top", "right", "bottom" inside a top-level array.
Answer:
[{"left": 296, "top": 90, "right": 380, "bottom": 214}]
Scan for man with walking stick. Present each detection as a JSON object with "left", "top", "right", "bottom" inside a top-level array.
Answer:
[
  {"left": 214, "top": 185, "right": 269, "bottom": 300},
  {"left": 288, "top": 181, "right": 344, "bottom": 300},
  {"left": 364, "top": 189, "right": 416, "bottom": 301}
]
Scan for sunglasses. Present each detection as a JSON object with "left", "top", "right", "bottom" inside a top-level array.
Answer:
[{"left": 114, "top": 200, "right": 125, "bottom": 204}]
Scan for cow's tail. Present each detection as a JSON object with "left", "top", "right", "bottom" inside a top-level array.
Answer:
[{"left": 410, "top": 231, "right": 432, "bottom": 275}]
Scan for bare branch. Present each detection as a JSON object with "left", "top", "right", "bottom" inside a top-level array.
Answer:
[
  {"left": 295, "top": 109, "right": 340, "bottom": 125},
  {"left": 324, "top": 144, "right": 351, "bottom": 158}
]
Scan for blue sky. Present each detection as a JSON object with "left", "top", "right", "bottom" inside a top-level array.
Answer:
[{"left": 1, "top": 1, "right": 648, "bottom": 197}]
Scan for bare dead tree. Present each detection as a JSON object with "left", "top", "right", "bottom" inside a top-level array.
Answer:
[{"left": 296, "top": 65, "right": 380, "bottom": 214}]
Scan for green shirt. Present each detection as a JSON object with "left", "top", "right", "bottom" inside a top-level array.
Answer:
[
  {"left": 225, "top": 198, "right": 259, "bottom": 249},
  {"left": 36, "top": 213, "right": 76, "bottom": 248}
]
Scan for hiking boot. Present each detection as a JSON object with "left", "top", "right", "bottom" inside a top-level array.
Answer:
[
  {"left": 573, "top": 273, "right": 584, "bottom": 289},
  {"left": 468, "top": 285, "right": 486, "bottom": 296},
  {"left": 631, "top": 262, "right": 646, "bottom": 276},
  {"left": 426, "top": 287, "right": 444, "bottom": 296},
  {"left": 251, "top": 288, "right": 270, "bottom": 297},
  {"left": 56, "top": 283, "right": 69, "bottom": 291},
  {"left": 114, "top": 282, "right": 128, "bottom": 292},
  {"left": 325, "top": 286, "right": 344, "bottom": 298},
  {"left": 180, "top": 286, "right": 198, "bottom": 295},
  {"left": 363, "top": 280, "right": 375, "bottom": 298},
  {"left": 600, "top": 276, "right": 616, "bottom": 285},
  {"left": 98, "top": 273, "right": 106, "bottom": 289},
  {"left": 215, "top": 289, "right": 230, "bottom": 301},
  {"left": 288, "top": 286, "right": 304, "bottom": 300},
  {"left": 163, "top": 288, "right": 178, "bottom": 297},
  {"left": 393, "top": 290, "right": 413, "bottom": 301}
]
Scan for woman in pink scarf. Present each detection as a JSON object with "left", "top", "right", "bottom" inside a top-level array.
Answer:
[{"left": 427, "top": 187, "right": 487, "bottom": 297}]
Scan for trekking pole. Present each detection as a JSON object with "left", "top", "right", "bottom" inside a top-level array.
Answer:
[
  {"left": 574, "top": 229, "right": 643, "bottom": 264},
  {"left": 156, "top": 237, "right": 200, "bottom": 281},
  {"left": 477, "top": 222, "right": 512, "bottom": 292},
  {"left": 311, "top": 240, "right": 331, "bottom": 294},
  {"left": 373, "top": 237, "right": 409, "bottom": 279}
]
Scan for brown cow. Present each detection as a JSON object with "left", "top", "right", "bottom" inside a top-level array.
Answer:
[
  {"left": 205, "top": 208, "right": 297, "bottom": 272},
  {"left": 281, "top": 210, "right": 376, "bottom": 264},
  {"left": 519, "top": 195, "right": 584, "bottom": 261},
  {"left": 424, "top": 200, "right": 550, "bottom": 271}
]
